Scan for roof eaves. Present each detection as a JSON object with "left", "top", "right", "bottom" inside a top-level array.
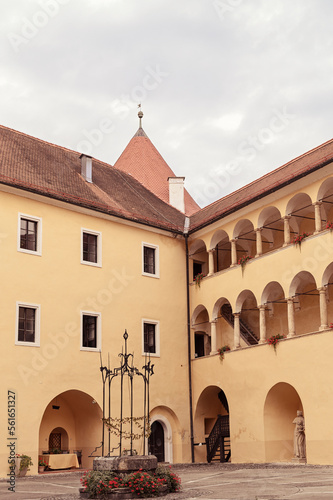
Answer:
[
  {"left": 0, "top": 176, "right": 184, "bottom": 234},
  {"left": 189, "top": 155, "right": 333, "bottom": 234}
]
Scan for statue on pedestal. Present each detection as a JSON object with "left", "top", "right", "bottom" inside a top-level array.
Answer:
[{"left": 293, "top": 410, "right": 306, "bottom": 459}]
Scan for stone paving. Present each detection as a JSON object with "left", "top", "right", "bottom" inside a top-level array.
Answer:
[{"left": 1, "top": 463, "right": 333, "bottom": 500}]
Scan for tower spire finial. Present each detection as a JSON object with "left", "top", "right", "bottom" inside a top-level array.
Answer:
[{"left": 138, "top": 103, "right": 143, "bottom": 128}]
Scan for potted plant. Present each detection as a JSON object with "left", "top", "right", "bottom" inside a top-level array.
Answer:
[
  {"left": 38, "top": 459, "right": 47, "bottom": 473},
  {"left": 15, "top": 454, "right": 33, "bottom": 476}
]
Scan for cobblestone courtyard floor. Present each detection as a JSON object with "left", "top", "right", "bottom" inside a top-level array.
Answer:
[{"left": 1, "top": 463, "right": 333, "bottom": 500}]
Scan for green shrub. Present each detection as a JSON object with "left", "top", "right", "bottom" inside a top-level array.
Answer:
[
  {"left": 81, "top": 470, "right": 123, "bottom": 497},
  {"left": 81, "top": 466, "right": 181, "bottom": 498},
  {"left": 126, "top": 470, "right": 159, "bottom": 498},
  {"left": 155, "top": 465, "right": 181, "bottom": 492}
]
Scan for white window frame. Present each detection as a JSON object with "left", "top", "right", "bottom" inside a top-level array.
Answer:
[
  {"left": 17, "top": 213, "right": 42, "bottom": 256},
  {"left": 15, "top": 302, "right": 41, "bottom": 347},
  {"left": 81, "top": 228, "right": 102, "bottom": 267},
  {"left": 80, "top": 311, "right": 101, "bottom": 352},
  {"left": 142, "top": 242, "right": 159, "bottom": 278},
  {"left": 142, "top": 319, "right": 160, "bottom": 357}
]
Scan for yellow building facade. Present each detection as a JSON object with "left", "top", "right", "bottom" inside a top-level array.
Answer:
[{"left": 1, "top": 121, "right": 333, "bottom": 477}]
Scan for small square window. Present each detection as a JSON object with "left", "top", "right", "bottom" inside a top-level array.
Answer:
[
  {"left": 142, "top": 243, "right": 159, "bottom": 277},
  {"left": 81, "top": 312, "right": 101, "bottom": 351},
  {"left": 16, "top": 303, "right": 40, "bottom": 346},
  {"left": 142, "top": 320, "right": 160, "bottom": 357},
  {"left": 18, "top": 214, "right": 42, "bottom": 255},
  {"left": 81, "top": 229, "right": 102, "bottom": 267}
]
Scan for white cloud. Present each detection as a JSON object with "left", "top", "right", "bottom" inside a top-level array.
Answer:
[
  {"left": 210, "top": 113, "right": 244, "bottom": 132},
  {"left": 1, "top": 0, "right": 333, "bottom": 206}
]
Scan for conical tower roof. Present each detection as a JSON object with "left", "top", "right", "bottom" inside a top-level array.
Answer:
[{"left": 114, "top": 115, "right": 199, "bottom": 215}]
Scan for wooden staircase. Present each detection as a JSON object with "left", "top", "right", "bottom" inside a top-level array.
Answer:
[
  {"left": 221, "top": 304, "right": 258, "bottom": 345},
  {"left": 210, "top": 437, "right": 231, "bottom": 462},
  {"left": 206, "top": 414, "right": 231, "bottom": 463}
]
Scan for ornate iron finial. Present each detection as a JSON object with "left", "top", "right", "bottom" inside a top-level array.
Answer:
[{"left": 138, "top": 104, "right": 143, "bottom": 128}]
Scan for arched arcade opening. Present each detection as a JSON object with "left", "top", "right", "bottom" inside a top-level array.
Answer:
[
  {"left": 264, "top": 382, "right": 304, "bottom": 462},
  {"left": 39, "top": 390, "right": 102, "bottom": 470}
]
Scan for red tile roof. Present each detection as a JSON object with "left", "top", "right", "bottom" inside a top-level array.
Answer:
[
  {"left": 114, "top": 127, "right": 200, "bottom": 216},
  {"left": 189, "top": 137, "right": 333, "bottom": 232},
  {"left": 1, "top": 124, "right": 332, "bottom": 236},
  {"left": 0, "top": 125, "right": 186, "bottom": 233}
]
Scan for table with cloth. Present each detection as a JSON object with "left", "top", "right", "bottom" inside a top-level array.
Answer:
[{"left": 42, "top": 453, "right": 79, "bottom": 470}]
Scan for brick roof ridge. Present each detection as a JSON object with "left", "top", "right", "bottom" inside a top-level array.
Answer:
[
  {"left": 0, "top": 123, "right": 117, "bottom": 168},
  {"left": 103, "top": 162, "right": 187, "bottom": 226},
  {"left": 0, "top": 124, "right": 82, "bottom": 159},
  {"left": 113, "top": 127, "right": 200, "bottom": 215},
  {"left": 113, "top": 129, "right": 172, "bottom": 170},
  {"left": 0, "top": 123, "right": 186, "bottom": 232},
  {"left": 190, "top": 136, "right": 333, "bottom": 231},
  {"left": 200, "top": 136, "right": 333, "bottom": 214}
]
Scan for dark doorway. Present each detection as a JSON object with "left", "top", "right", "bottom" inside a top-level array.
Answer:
[
  {"left": 150, "top": 421, "right": 165, "bottom": 462},
  {"left": 193, "top": 261, "right": 202, "bottom": 279},
  {"left": 195, "top": 333, "right": 205, "bottom": 357}
]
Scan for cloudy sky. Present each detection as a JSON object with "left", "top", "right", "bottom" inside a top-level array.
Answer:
[{"left": 1, "top": 0, "right": 333, "bottom": 208}]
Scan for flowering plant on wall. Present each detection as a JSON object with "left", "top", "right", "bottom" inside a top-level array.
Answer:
[
  {"left": 238, "top": 255, "right": 252, "bottom": 275},
  {"left": 218, "top": 345, "right": 231, "bottom": 361},
  {"left": 194, "top": 272, "right": 205, "bottom": 288},
  {"left": 292, "top": 232, "right": 309, "bottom": 249},
  {"left": 267, "top": 334, "right": 285, "bottom": 352},
  {"left": 326, "top": 221, "right": 333, "bottom": 232}
]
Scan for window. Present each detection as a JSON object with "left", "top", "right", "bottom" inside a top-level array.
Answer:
[
  {"left": 16, "top": 303, "right": 40, "bottom": 346},
  {"left": 142, "top": 320, "right": 160, "bottom": 356},
  {"left": 142, "top": 243, "right": 159, "bottom": 277},
  {"left": 18, "top": 214, "right": 42, "bottom": 255},
  {"left": 81, "top": 312, "right": 101, "bottom": 351},
  {"left": 81, "top": 229, "right": 102, "bottom": 266}
]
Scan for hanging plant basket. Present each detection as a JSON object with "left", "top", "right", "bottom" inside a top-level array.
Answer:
[
  {"left": 326, "top": 221, "right": 333, "bottom": 232},
  {"left": 238, "top": 255, "right": 252, "bottom": 275},
  {"left": 217, "top": 345, "right": 231, "bottom": 361},
  {"left": 194, "top": 273, "right": 205, "bottom": 288},
  {"left": 267, "top": 334, "right": 285, "bottom": 352},
  {"left": 292, "top": 232, "right": 309, "bottom": 249}
]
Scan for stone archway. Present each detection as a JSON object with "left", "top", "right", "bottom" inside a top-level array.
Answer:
[
  {"left": 264, "top": 382, "right": 304, "bottom": 462},
  {"left": 194, "top": 385, "right": 230, "bottom": 463},
  {"left": 149, "top": 408, "right": 179, "bottom": 463},
  {"left": 150, "top": 421, "right": 165, "bottom": 462},
  {"left": 39, "top": 390, "right": 102, "bottom": 469}
]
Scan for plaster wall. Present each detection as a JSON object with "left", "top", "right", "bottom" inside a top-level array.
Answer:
[{"left": 0, "top": 189, "right": 190, "bottom": 476}]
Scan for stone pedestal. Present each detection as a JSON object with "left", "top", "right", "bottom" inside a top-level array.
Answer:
[
  {"left": 93, "top": 455, "right": 158, "bottom": 473},
  {"left": 292, "top": 457, "right": 306, "bottom": 464}
]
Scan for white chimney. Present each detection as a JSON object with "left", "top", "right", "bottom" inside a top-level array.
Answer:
[
  {"left": 168, "top": 176, "right": 185, "bottom": 213},
  {"left": 80, "top": 154, "right": 93, "bottom": 183}
]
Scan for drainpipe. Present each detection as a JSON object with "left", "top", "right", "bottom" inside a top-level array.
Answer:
[{"left": 184, "top": 218, "right": 195, "bottom": 463}]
